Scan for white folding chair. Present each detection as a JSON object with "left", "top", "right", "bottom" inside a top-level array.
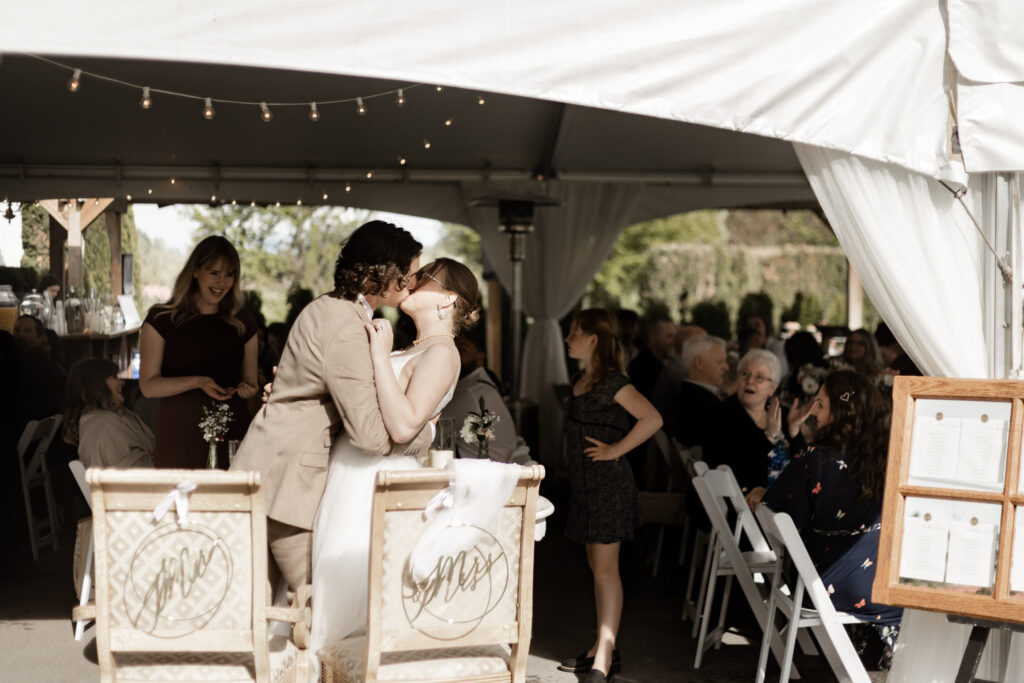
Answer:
[
  {"left": 68, "top": 460, "right": 93, "bottom": 641},
  {"left": 692, "top": 467, "right": 812, "bottom": 675},
  {"left": 641, "top": 430, "right": 686, "bottom": 577},
  {"left": 754, "top": 507, "right": 870, "bottom": 683},
  {"left": 679, "top": 450, "right": 710, "bottom": 624},
  {"left": 16, "top": 414, "right": 62, "bottom": 561}
]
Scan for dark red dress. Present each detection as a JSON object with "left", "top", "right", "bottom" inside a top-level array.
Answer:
[{"left": 145, "top": 307, "right": 256, "bottom": 469}]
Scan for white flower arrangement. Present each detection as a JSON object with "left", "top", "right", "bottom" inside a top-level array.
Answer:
[
  {"left": 460, "top": 397, "right": 500, "bottom": 456},
  {"left": 199, "top": 401, "right": 234, "bottom": 444},
  {"left": 797, "top": 363, "right": 829, "bottom": 400}
]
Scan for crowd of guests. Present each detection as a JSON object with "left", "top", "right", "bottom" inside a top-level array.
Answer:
[{"left": 557, "top": 306, "right": 920, "bottom": 676}]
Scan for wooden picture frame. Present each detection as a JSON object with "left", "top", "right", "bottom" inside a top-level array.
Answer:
[{"left": 873, "top": 376, "right": 1024, "bottom": 624}]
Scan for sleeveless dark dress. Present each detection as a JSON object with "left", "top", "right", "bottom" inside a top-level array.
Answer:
[
  {"left": 145, "top": 307, "right": 256, "bottom": 469},
  {"left": 564, "top": 371, "right": 642, "bottom": 544}
]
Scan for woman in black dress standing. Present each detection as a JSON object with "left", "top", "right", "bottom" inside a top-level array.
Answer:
[
  {"left": 558, "top": 308, "right": 662, "bottom": 682},
  {"left": 139, "top": 236, "right": 258, "bottom": 468}
]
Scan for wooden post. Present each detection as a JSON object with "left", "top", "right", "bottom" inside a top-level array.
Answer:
[
  {"left": 847, "top": 261, "right": 864, "bottom": 331},
  {"left": 48, "top": 216, "right": 66, "bottom": 287},
  {"left": 487, "top": 278, "right": 503, "bottom": 381},
  {"left": 38, "top": 198, "right": 114, "bottom": 291},
  {"left": 105, "top": 208, "right": 122, "bottom": 297}
]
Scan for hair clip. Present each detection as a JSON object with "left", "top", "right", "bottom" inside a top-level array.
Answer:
[{"left": 839, "top": 391, "right": 854, "bottom": 402}]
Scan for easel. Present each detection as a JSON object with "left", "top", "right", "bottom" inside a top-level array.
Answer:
[{"left": 948, "top": 615, "right": 1024, "bottom": 683}]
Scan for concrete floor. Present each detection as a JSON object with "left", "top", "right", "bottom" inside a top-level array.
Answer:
[{"left": 0, "top": 485, "right": 882, "bottom": 682}]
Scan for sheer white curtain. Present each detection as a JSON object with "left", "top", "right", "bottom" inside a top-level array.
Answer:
[
  {"left": 794, "top": 142, "right": 1020, "bottom": 682},
  {"left": 463, "top": 181, "right": 642, "bottom": 469}
]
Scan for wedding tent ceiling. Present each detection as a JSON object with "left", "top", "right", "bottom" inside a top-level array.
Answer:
[{"left": 0, "top": 53, "right": 816, "bottom": 222}]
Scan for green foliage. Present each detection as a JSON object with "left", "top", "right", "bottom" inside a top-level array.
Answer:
[
  {"left": 188, "top": 205, "right": 368, "bottom": 322},
  {"left": 781, "top": 291, "right": 824, "bottom": 327},
  {"left": 690, "top": 300, "right": 732, "bottom": 339},
  {"left": 432, "top": 222, "right": 482, "bottom": 267},
  {"left": 20, "top": 204, "right": 49, "bottom": 272},
  {"left": 136, "top": 229, "right": 187, "bottom": 314}
]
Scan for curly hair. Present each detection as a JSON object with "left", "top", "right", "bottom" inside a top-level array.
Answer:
[
  {"left": 812, "top": 370, "right": 891, "bottom": 500},
  {"left": 415, "top": 258, "right": 481, "bottom": 335},
  {"left": 333, "top": 221, "right": 423, "bottom": 300},
  {"left": 572, "top": 308, "right": 625, "bottom": 391},
  {"left": 149, "top": 235, "right": 246, "bottom": 335},
  {"left": 63, "top": 358, "right": 121, "bottom": 444}
]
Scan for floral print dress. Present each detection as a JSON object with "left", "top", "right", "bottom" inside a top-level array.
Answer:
[{"left": 763, "top": 445, "right": 902, "bottom": 653}]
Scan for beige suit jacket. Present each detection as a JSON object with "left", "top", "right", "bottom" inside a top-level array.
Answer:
[{"left": 231, "top": 293, "right": 430, "bottom": 530}]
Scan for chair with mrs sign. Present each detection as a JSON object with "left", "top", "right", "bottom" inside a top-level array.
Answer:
[
  {"left": 318, "top": 464, "right": 544, "bottom": 683},
  {"left": 76, "top": 468, "right": 311, "bottom": 683}
]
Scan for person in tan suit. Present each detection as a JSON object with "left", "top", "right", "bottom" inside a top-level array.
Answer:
[{"left": 230, "top": 221, "right": 430, "bottom": 592}]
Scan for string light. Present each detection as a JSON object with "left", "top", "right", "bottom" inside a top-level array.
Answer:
[
  {"left": 396, "top": 89, "right": 405, "bottom": 106},
  {"left": 203, "top": 97, "right": 215, "bottom": 120},
  {"left": 444, "top": 118, "right": 454, "bottom": 127},
  {"left": 366, "top": 171, "right": 373, "bottom": 179},
  {"left": 260, "top": 102, "right": 273, "bottom": 122},
  {"left": 140, "top": 86, "right": 152, "bottom": 109},
  {"left": 211, "top": 194, "right": 217, "bottom": 202},
  {"left": 398, "top": 156, "right": 407, "bottom": 166},
  {"left": 345, "top": 183, "right": 352, "bottom": 192},
  {"left": 356, "top": 97, "right": 367, "bottom": 116},
  {"left": 67, "top": 69, "right": 82, "bottom": 92},
  {"left": 322, "top": 192, "right": 328, "bottom": 200},
  {"left": 250, "top": 201, "right": 256, "bottom": 207},
  {"left": 275, "top": 201, "right": 281, "bottom": 207},
  {"left": 170, "top": 177, "right": 176, "bottom": 185},
  {"left": 308, "top": 102, "right": 320, "bottom": 122},
  {"left": 477, "top": 94, "right": 486, "bottom": 105},
  {"left": 435, "top": 86, "right": 443, "bottom": 93},
  {"left": 231, "top": 199, "right": 237, "bottom": 206},
  {"left": 296, "top": 198, "right": 302, "bottom": 206},
  {"left": 126, "top": 193, "right": 132, "bottom": 201},
  {"left": 147, "top": 188, "right": 153, "bottom": 195},
  {"left": 423, "top": 139, "right": 432, "bottom": 149}
]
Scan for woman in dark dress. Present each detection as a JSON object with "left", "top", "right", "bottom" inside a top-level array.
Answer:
[
  {"left": 559, "top": 309, "right": 662, "bottom": 683},
  {"left": 763, "top": 370, "right": 901, "bottom": 668},
  {"left": 139, "top": 236, "right": 258, "bottom": 469}
]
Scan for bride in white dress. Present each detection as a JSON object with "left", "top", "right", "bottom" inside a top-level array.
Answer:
[{"left": 309, "top": 258, "right": 481, "bottom": 651}]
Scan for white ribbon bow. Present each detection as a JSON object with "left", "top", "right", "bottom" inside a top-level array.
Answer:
[
  {"left": 153, "top": 482, "right": 198, "bottom": 525},
  {"left": 423, "top": 487, "right": 454, "bottom": 521}
]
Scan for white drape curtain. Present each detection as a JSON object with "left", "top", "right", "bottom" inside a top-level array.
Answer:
[
  {"left": 462, "top": 180, "right": 642, "bottom": 469},
  {"left": 794, "top": 142, "right": 1021, "bottom": 681}
]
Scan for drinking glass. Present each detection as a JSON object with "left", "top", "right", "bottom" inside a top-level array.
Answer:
[{"left": 430, "top": 417, "right": 456, "bottom": 468}]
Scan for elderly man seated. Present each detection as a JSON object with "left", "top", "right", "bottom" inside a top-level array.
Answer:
[
  {"left": 441, "top": 332, "right": 524, "bottom": 463},
  {"left": 671, "top": 335, "right": 728, "bottom": 449}
]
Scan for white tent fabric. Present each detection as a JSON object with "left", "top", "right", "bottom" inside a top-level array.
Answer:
[
  {"left": 464, "top": 181, "right": 642, "bottom": 465},
  {"left": 793, "top": 144, "right": 990, "bottom": 378},
  {"left": 948, "top": 0, "right": 1024, "bottom": 172},
  {"left": 0, "top": 0, "right": 959, "bottom": 177}
]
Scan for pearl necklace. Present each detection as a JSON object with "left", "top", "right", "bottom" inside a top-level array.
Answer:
[{"left": 412, "top": 333, "right": 455, "bottom": 346}]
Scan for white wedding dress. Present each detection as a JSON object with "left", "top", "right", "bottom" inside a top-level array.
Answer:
[{"left": 309, "top": 346, "right": 456, "bottom": 652}]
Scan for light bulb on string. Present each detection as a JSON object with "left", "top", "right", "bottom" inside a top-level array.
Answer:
[
  {"left": 140, "top": 87, "right": 153, "bottom": 109},
  {"left": 126, "top": 193, "right": 133, "bottom": 201},
  {"left": 309, "top": 102, "right": 320, "bottom": 122},
  {"left": 322, "top": 192, "right": 328, "bottom": 200},
  {"left": 275, "top": 201, "right": 281, "bottom": 207},
  {"left": 260, "top": 102, "right": 273, "bottom": 122},
  {"left": 67, "top": 69, "right": 82, "bottom": 92},
  {"left": 147, "top": 188, "right": 153, "bottom": 195},
  {"left": 356, "top": 97, "right": 367, "bottom": 116},
  {"left": 444, "top": 118, "right": 454, "bottom": 127},
  {"left": 396, "top": 89, "right": 405, "bottom": 106},
  {"left": 250, "top": 201, "right": 256, "bottom": 207},
  {"left": 231, "top": 199, "right": 237, "bottom": 206},
  {"left": 203, "top": 97, "right": 215, "bottom": 120},
  {"left": 345, "top": 183, "right": 352, "bottom": 192},
  {"left": 435, "top": 85, "right": 443, "bottom": 93},
  {"left": 366, "top": 171, "right": 373, "bottom": 179},
  {"left": 94, "top": 199, "right": 99, "bottom": 205},
  {"left": 398, "top": 156, "right": 407, "bottom": 166},
  {"left": 297, "top": 198, "right": 302, "bottom": 206},
  {"left": 423, "top": 139, "right": 431, "bottom": 149},
  {"left": 477, "top": 94, "right": 486, "bottom": 105},
  {"left": 170, "top": 177, "right": 176, "bottom": 185},
  {"left": 211, "top": 194, "right": 217, "bottom": 202}
]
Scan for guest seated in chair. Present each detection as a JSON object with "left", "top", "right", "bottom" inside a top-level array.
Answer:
[
  {"left": 441, "top": 331, "right": 521, "bottom": 462},
  {"left": 763, "top": 370, "right": 901, "bottom": 669},
  {"left": 63, "top": 358, "right": 154, "bottom": 469},
  {"left": 670, "top": 334, "right": 727, "bottom": 449},
  {"left": 705, "top": 349, "right": 792, "bottom": 495}
]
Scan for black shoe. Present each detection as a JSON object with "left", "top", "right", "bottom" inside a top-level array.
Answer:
[
  {"left": 583, "top": 668, "right": 614, "bottom": 683},
  {"left": 557, "top": 649, "right": 621, "bottom": 673}
]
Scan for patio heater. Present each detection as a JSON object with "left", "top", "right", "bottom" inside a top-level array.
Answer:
[{"left": 469, "top": 195, "right": 559, "bottom": 403}]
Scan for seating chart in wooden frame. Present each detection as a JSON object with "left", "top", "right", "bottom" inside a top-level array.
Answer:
[{"left": 873, "top": 376, "right": 1024, "bottom": 625}]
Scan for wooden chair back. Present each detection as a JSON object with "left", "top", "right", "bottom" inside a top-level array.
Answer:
[
  {"left": 87, "top": 468, "right": 273, "bottom": 683},
  {"left": 324, "top": 465, "right": 543, "bottom": 683},
  {"left": 17, "top": 414, "right": 62, "bottom": 560}
]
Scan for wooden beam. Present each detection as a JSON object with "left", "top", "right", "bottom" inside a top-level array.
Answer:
[
  {"left": 48, "top": 216, "right": 65, "bottom": 287},
  {"left": 37, "top": 198, "right": 115, "bottom": 290},
  {"left": 105, "top": 208, "right": 122, "bottom": 297}
]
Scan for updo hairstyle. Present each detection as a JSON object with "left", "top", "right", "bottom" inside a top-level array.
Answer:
[{"left": 417, "top": 258, "right": 480, "bottom": 335}]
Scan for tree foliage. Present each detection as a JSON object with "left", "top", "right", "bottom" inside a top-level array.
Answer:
[{"left": 187, "top": 205, "right": 369, "bottom": 322}]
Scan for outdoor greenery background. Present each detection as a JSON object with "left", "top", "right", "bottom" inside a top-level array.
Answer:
[{"left": 11, "top": 204, "right": 879, "bottom": 337}]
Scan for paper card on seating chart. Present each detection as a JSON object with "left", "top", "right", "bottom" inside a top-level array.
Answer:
[
  {"left": 908, "top": 416, "right": 962, "bottom": 481},
  {"left": 118, "top": 294, "right": 141, "bottom": 328},
  {"left": 1012, "top": 507, "right": 1024, "bottom": 593},
  {"left": 955, "top": 418, "right": 1006, "bottom": 487},
  {"left": 899, "top": 516, "right": 949, "bottom": 583},
  {"left": 944, "top": 521, "right": 997, "bottom": 588}
]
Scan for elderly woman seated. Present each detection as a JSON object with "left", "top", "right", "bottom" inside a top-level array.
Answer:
[
  {"left": 704, "top": 349, "right": 793, "bottom": 495},
  {"left": 63, "top": 358, "right": 154, "bottom": 469}
]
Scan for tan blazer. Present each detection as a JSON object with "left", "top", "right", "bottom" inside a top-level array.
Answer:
[{"left": 231, "top": 293, "right": 430, "bottom": 530}]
